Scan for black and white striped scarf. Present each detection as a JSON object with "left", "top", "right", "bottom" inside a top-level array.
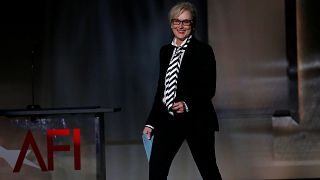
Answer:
[{"left": 163, "top": 35, "right": 192, "bottom": 116}]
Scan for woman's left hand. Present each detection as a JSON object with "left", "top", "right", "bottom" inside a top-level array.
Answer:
[{"left": 172, "top": 101, "right": 185, "bottom": 113}]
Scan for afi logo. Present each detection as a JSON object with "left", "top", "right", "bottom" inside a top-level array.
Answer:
[{"left": 13, "top": 128, "right": 80, "bottom": 172}]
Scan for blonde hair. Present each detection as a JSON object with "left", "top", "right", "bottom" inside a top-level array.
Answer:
[{"left": 168, "top": 2, "right": 197, "bottom": 29}]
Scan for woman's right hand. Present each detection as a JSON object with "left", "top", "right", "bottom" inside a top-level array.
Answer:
[{"left": 143, "top": 127, "right": 153, "bottom": 140}]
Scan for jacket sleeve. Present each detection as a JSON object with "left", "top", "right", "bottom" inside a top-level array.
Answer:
[{"left": 145, "top": 46, "right": 167, "bottom": 128}]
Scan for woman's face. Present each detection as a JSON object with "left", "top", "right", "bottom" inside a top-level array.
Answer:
[{"left": 171, "top": 10, "right": 193, "bottom": 45}]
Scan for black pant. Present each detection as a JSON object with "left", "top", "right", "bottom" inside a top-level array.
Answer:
[{"left": 149, "top": 117, "right": 221, "bottom": 180}]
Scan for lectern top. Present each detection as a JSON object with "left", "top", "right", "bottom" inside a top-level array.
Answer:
[{"left": 0, "top": 106, "right": 121, "bottom": 117}]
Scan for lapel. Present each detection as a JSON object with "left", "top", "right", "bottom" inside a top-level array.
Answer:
[
  {"left": 177, "top": 37, "right": 196, "bottom": 84},
  {"left": 179, "top": 38, "right": 194, "bottom": 72}
]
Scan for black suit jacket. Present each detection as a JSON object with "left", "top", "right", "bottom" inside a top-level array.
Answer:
[{"left": 146, "top": 37, "right": 219, "bottom": 131}]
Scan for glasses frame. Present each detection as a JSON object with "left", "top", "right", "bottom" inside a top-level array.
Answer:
[{"left": 171, "top": 19, "right": 193, "bottom": 26}]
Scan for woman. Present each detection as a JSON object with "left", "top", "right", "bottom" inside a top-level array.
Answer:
[{"left": 143, "top": 2, "right": 221, "bottom": 180}]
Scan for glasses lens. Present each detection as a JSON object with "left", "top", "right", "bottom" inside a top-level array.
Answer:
[
  {"left": 171, "top": 19, "right": 180, "bottom": 25},
  {"left": 182, "top": 20, "right": 191, "bottom": 26}
]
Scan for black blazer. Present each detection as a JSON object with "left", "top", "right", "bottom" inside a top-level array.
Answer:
[{"left": 146, "top": 37, "right": 219, "bottom": 131}]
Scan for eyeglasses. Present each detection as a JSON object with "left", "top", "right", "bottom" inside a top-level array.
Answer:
[{"left": 171, "top": 19, "right": 193, "bottom": 26}]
